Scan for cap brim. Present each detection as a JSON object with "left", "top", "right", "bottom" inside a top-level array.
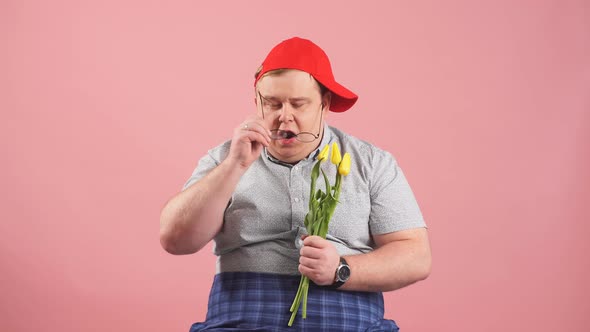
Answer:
[{"left": 318, "top": 78, "right": 358, "bottom": 113}]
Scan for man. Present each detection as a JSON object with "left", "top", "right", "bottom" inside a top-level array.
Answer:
[{"left": 160, "top": 37, "right": 431, "bottom": 331}]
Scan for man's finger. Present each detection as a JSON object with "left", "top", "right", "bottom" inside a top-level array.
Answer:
[
  {"left": 242, "top": 120, "right": 272, "bottom": 142},
  {"left": 242, "top": 131, "right": 270, "bottom": 147},
  {"left": 299, "top": 255, "right": 319, "bottom": 269},
  {"left": 300, "top": 245, "right": 323, "bottom": 259},
  {"left": 302, "top": 235, "right": 327, "bottom": 248}
]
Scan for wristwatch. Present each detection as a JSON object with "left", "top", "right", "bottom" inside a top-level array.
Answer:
[{"left": 330, "top": 257, "right": 351, "bottom": 289}]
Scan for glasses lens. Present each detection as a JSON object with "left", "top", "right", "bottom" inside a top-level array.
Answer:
[{"left": 296, "top": 132, "right": 317, "bottom": 143}]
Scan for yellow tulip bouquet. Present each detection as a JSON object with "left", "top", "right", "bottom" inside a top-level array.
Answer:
[{"left": 288, "top": 142, "right": 351, "bottom": 326}]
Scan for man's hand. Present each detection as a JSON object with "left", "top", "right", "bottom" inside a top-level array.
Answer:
[
  {"left": 227, "top": 116, "right": 271, "bottom": 170},
  {"left": 298, "top": 235, "right": 340, "bottom": 286}
]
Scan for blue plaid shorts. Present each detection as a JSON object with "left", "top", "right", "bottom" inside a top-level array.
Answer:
[{"left": 189, "top": 272, "right": 400, "bottom": 332}]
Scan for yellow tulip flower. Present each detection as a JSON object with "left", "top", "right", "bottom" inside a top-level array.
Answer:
[
  {"left": 317, "top": 145, "right": 330, "bottom": 162},
  {"left": 331, "top": 142, "right": 342, "bottom": 165},
  {"left": 338, "top": 153, "right": 351, "bottom": 176}
]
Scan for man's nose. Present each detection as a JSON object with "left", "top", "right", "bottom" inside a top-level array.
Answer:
[{"left": 278, "top": 104, "right": 295, "bottom": 122}]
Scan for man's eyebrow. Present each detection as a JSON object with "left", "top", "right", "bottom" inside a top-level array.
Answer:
[
  {"left": 288, "top": 97, "right": 311, "bottom": 102},
  {"left": 260, "top": 94, "right": 280, "bottom": 102},
  {"left": 260, "top": 95, "right": 312, "bottom": 103}
]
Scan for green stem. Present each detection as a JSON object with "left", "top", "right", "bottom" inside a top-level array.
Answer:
[
  {"left": 335, "top": 174, "right": 342, "bottom": 205},
  {"left": 288, "top": 305, "right": 298, "bottom": 326},
  {"left": 289, "top": 275, "right": 305, "bottom": 312},
  {"left": 302, "top": 278, "right": 309, "bottom": 318},
  {"left": 288, "top": 276, "right": 309, "bottom": 326}
]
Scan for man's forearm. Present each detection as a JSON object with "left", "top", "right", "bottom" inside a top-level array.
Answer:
[
  {"left": 340, "top": 229, "right": 431, "bottom": 292},
  {"left": 159, "top": 159, "right": 245, "bottom": 255}
]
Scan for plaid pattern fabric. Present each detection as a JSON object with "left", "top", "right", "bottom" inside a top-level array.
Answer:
[{"left": 189, "top": 272, "right": 400, "bottom": 332}]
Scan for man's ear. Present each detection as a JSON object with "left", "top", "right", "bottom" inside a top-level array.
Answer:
[{"left": 322, "top": 91, "right": 332, "bottom": 111}]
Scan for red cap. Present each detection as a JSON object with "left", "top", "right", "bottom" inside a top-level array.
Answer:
[{"left": 254, "top": 37, "right": 358, "bottom": 113}]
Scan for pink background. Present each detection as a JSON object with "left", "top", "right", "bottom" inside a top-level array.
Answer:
[{"left": 2, "top": 0, "right": 589, "bottom": 331}]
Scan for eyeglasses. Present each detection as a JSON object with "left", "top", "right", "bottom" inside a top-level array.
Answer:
[{"left": 258, "top": 91, "right": 324, "bottom": 143}]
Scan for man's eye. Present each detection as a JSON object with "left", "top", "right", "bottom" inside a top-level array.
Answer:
[
  {"left": 264, "top": 102, "right": 282, "bottom": 110},
  {"left": 292, "top": 103, "right": 304, "bottom": 109}
]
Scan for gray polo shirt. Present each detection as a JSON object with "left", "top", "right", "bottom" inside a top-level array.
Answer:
[{"left": 183, "top": 125, "right": 426, "bottom": 275}]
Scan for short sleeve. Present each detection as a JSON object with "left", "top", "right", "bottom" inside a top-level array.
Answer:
[
  {"left": 181, "top": 141, "right": 230, "bottom": 191},
  {"left": 368, "top": 150, "right": 427, "bottom": 235}
]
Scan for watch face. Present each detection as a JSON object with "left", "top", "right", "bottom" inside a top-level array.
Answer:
[{"left": 337, "top": 265, "right": 351, "bottom": 281}]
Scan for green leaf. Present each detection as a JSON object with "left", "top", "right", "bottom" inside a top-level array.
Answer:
[
  {"left": 311, "top": 160, "right": 321, "bottom": 181},
  {"left": 309, "top": 161, "right": 321, "bottom": 211},
  {"left": 315, "top": 189, "right": 323, "bottom": 201},
  {"left": 320, "top": 169, "right": 331, "bottom": 198},
  {"left": 303, "top": 211, "right": 312, "bottom": 229}
]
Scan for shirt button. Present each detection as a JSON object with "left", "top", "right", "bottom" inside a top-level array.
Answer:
[
  {"left": 294, "top": 198, "right": 300, "bottom": 203},
  {"left": 293, "top": 166, "right": 298, "bottom": 171}
]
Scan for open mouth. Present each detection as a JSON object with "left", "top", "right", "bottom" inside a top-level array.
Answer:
[{"left": 270, "top": 129, "right": 298, "bottom": 140}]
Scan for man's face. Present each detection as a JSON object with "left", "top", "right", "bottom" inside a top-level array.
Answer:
[{"left": 255, "top": 70, "right": 329, "bottom": 164}]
